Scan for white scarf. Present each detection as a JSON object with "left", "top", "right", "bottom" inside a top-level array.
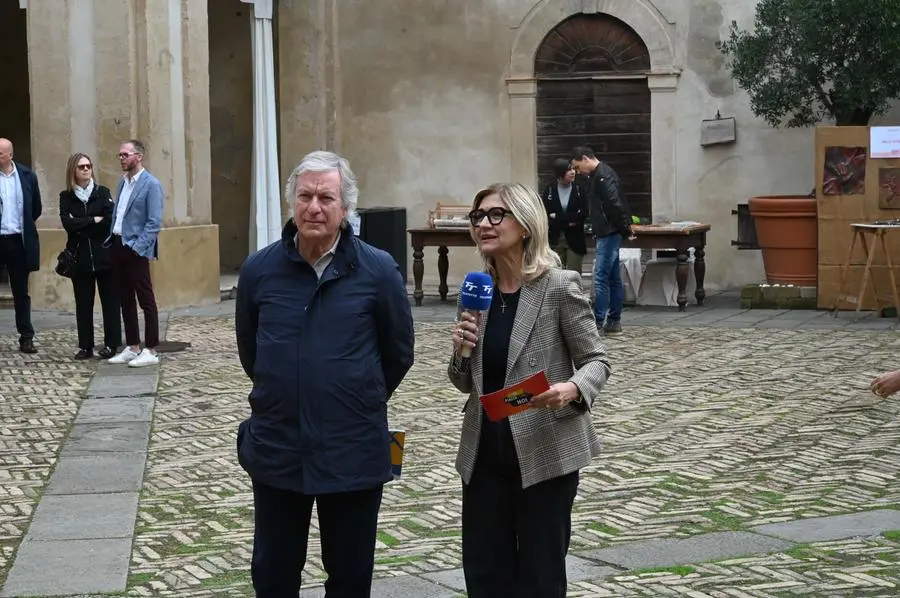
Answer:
[{"left": 74, "top": 179, "right": 94, "bottom": 204}]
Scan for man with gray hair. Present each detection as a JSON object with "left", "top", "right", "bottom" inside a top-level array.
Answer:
[{"left": 235, "top": 150, "right": 415, "bottom": 597}]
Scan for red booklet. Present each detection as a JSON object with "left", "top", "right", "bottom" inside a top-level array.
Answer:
[{"left": 479, "top": 371, "right": 550, "bottom": 422}]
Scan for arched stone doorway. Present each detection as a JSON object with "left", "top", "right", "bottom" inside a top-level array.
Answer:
[
  {"left": 535, "top": 13, "right": 651, "bottom": 218},
  {"left": 506, "top": 0, "right": 679, "bottom": 220}
]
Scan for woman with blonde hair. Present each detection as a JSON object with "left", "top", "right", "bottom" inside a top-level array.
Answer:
[
  {"left": 448, "top": 182, "right": 611, "bottom": 597},
  {"left": 59, "top": 153, "right": 120, "bottom": 359}
]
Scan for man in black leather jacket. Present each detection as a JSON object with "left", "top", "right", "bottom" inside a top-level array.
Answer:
[{"left": 571, "top": 146, "right": 633, "bottom": 334}]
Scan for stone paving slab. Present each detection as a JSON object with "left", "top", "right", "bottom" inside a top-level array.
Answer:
[
  {"left": 751, "top": 509, "right": 900, "bottom": 543},
  {"left": 0, "top": 327, "right": 96, "bottom": 584},
  {"left": 1, "top": 538, "right": 131, "bottom": 597},
  {"left": 46, "top": 453, "right": 147, "bottom": 495},
  {"left": 75, "top": 398, "right": 154, "bottom": 424},
  {"left": 300, "top": 575, "right": 457, "bottom": 598},
  {"left": 421, "top": 556, "right": 621, "bottom": 592},
  {"left": 87, "top": 375, "right": 158, "bottom": 398},
  {"left": 61, "top": 422, "right": 151, "bottom": 456},
  {"left": 580, "top": 530, "right": 795, "bottom": 570},
  {"left": 26, "top": 493, "right": 139, "bottom": 541}
]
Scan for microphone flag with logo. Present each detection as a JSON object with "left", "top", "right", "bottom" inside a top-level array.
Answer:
[{"left": 458, "top": 272, "right": 493, "bottom": 358}]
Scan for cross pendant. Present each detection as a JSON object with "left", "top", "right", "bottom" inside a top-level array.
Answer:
[{"left": 500, "top": 304, "right": 506, "bottom": 313}]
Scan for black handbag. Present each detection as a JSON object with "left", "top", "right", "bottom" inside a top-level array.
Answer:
[{"left": 55, "top": 247, "right": 77, "bottom": 278}]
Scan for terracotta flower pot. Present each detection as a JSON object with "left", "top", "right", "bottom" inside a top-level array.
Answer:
[{"left": 748, "top": 195, "right": 818, "bottom": 286}]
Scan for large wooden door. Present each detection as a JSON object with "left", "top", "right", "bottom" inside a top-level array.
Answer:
[{"left": 535, "top": 14, "right": 652, "bottom": 219}]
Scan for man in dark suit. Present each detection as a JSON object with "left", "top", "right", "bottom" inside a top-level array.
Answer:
[
  {"left": 106, "top": 139, "right": 163, "bottom": 368},
  {"left": 0, "top": 138, "right": 42, "bottom": 353},
  {"left": 571, "top": 146, "right": 633, "bottom": 334},
  {"left": 542, "top": 158, "right": 587, "bottom": 273}
]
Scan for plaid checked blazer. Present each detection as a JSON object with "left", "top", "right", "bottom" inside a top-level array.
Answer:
[{"left": 448, "top": 268, "right": 610, "bottom": 489}]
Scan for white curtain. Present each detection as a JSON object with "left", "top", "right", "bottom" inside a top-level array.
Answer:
[{"left": 241, "top": 0, "right": 281, "bottom": 251}]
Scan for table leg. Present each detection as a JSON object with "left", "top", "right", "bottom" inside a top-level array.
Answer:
[
  {"left": 438, "top": 246, "right": 449, "bottom": 301},
  {"left": 878, "top": 231, "right": 900, "bottom": 323},
  {"left": 694, "top": 245, "right": 706, "bottom": 305},
  {"left": 675, "top": 250, "right": 689, "bottom": 312},
  {"left": 856, "top": 232, "right": 878, "bottom": 320},
  {"left": 412, "top": 243, "right": 424, "bottom": 307}
]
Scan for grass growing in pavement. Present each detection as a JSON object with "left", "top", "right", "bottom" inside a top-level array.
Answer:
[
  {"left": 701, "top": 507, "right": 746, "bottom": 531},
  {"left": 375, "top": 555, "right": 424, "bottom": 566},
  {"left": 631, "top": 565, "right": 696, "bottom": 577},
  {"left": 881, "top": 530, "right": 900, "bottom": 542},
  {"left": 754, "top": 490, "right": 784, "bottom": 504},
  {"left": 378, "top": 531, "right": 400, "bottom": 547},
  {"left": 588, "top": 521, "right": 620, "bottom": 535},
  {"left": 199, "top": 569, "right": 251, "bottom": 588}
]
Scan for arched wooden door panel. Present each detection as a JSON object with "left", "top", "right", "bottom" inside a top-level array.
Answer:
[{"left": 535, "top": 14, "right": 652, "bottom": 219}]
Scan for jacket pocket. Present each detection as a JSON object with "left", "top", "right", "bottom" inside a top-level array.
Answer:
[{"left": 552, "top": 403, "right": 584, "bottom": 420}]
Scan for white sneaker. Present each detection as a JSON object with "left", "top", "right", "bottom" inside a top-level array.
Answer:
[
  {"left": 128, "top": 348, "right": 159, "bottom": 368},
  {"left": 108, "top": 347, "right": 140, "bottom": 364}
]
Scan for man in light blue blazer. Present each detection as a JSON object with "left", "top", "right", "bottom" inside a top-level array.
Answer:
[{"left": 106, "top": 139, "right": 163, "bottom": 368}]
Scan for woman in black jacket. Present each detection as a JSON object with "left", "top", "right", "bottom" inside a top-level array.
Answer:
[
  {"left": 542, "top": 158, "right": 588, "bottom": 273},
  {"left": 59, "top": 153, "right": 121, "bottom": 359}
]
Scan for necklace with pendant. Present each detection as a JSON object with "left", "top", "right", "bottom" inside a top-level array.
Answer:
[{"left": 498, "top": 289, "right": 514, "bottom": 313}]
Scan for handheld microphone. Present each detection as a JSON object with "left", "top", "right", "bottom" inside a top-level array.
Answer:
[{"left": 458, "top": 272, "right": 493, "bottom": 358}]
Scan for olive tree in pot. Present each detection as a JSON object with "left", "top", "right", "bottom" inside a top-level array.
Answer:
[{"left": 718, "top": 0, "right": 900, "bottom": 286}]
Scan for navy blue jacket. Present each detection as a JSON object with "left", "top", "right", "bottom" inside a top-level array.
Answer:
[
  {"left": 235, "top": 220, "right": 415, "bottom": 495},
  {"left": 9, "top": 162, "right": 42, "bottom": 272}
]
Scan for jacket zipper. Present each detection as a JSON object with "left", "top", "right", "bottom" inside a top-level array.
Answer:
[{"left": 81, "top": 197, "right": 96, "bottom": 272}]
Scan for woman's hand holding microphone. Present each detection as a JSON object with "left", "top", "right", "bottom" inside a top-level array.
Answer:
[{"left": 453, "top": 312, "right": 480, "bottom": 357}]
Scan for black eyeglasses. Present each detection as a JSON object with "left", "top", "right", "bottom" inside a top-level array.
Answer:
[
  {"left": 117, "top": 152, "right": 139, "bottom": 160},
  {"left": 76, "top": 164, "right": 92, "bottom": 170},
  {"left": 468, "top": 207, "right": 512, "bottom": 227}
]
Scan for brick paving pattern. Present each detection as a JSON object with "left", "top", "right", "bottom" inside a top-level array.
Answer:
[
  {"left": 0, "top": 329, "right": 94, "bottom": 585},
  {"left": 2, "top": 313, "right": 900, "bottom": 596}
]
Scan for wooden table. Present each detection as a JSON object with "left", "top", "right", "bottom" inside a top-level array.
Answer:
[
  {"left": 408, "top": 223, "right": 710, "bottom": 311},
  {"left": 831, "top": 223, "right": 900, "bottom": 321}
]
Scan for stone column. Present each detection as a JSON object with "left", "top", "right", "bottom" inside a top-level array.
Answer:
[
  {"left": 647, "top": 72, "right": 680, "bottom": 220},
  {"left": 507, "top": 78, "right": 538, "bottom": 186},
  {"left": 136, "top": 0, "right": 211, "bottom": 226},
  {"left": 277, "top": 0, "right": 340, "bottom": 190},
  {"left": 25, "top": 0, "right": 218, "bottom": 311}
]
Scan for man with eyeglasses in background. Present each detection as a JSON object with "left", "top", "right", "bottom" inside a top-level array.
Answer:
[
  {"left": 0, "top": 137, "right": 42, "bottom": 353},
  {"left": 105, "top": 139, "right": 163, "bottom": 368}
]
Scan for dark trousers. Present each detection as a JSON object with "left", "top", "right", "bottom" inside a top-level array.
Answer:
[
  {"left": 462, "top": 444, "right": 579, "bottom": 598},
  {"left": 110, "top": 236, "right": 158, "bottom": 348},
  {"left": 0, "top": 234, "right": 34, "bottom": 342},
  {"left": 72, "top": 269, "right": 121, "bottom": 351},
  {"left": 251, "top": 481, "right": 384, "bottom": 598}
]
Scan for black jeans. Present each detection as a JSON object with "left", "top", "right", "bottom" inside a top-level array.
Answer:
[
  {"left": 72, "top": 269, "right": 121, "bottom": 350},
  {"left": 0, "top": 234, "right": 34, "bottom": 342},
  {"left": 251, "top": 481, "right": 383, "bottom": 598},
  {"left": 462, "top": 427, "right": 579, "bottom": 598}
]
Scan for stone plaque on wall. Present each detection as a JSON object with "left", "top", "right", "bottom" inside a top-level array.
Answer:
[{"left": 700, "top": 117, "right": 736, "bottom": 147}]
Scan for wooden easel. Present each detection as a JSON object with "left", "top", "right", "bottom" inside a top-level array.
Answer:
[{"left": 832, "top": 223, "right": 900, "bottom": 322}]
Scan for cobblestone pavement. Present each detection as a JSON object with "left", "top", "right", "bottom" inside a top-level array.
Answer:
[
  {"left": 0, "top": 328, "right": 95, "bottom": 585},
  {"left": 2, "top": 308, "right": 900, "bottom": 596}
]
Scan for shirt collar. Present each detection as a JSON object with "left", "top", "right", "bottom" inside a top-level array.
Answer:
[
  {"left": 125, "top": 168, "right": 144, "bottom": 185},
  {"left": 295, "top": 229, "right": 342, "bottom": 264},
  {"left": 0, "top": 165, "right": 17, "bottom": 178}
]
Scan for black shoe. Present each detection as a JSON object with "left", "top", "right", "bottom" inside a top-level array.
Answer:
[
  {"left": 19, "top": 339, "right": 36, "bottom": 354},
  {"left": 74, "top": 348, "right": 93, "bottom": 360},
  {"left": 98, "top": 346, "right": 116, "bottom": 359},
  {"left": 603, "top": 320, "right": 622, "bottom": 334}
]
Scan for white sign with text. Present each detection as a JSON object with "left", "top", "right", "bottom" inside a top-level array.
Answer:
[{"left": 870, "top": 126, "right": 900, "bottom": 158}]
